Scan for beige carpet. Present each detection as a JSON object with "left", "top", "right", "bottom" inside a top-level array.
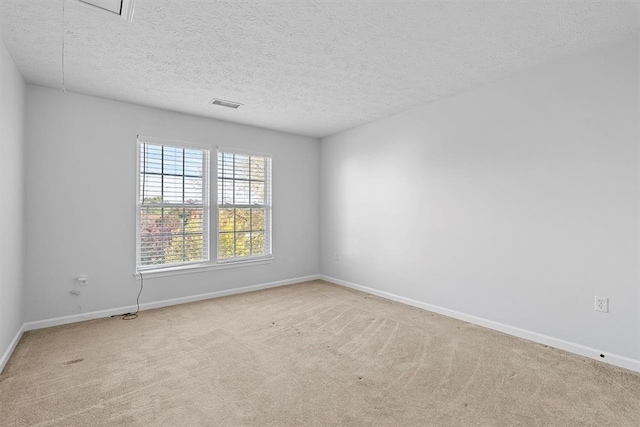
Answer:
[{"left": 1, "top": 280, "right": 639, "bottom": 426}]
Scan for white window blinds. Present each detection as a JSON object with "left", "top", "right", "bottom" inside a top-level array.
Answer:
[
  {"left": 217, "top": 149, "right": 272, "bottom": 261},
  {"left": 137, "top": 139, "right": 210, "bottom": 270}
]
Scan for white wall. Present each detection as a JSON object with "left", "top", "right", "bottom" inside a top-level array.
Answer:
[
  {"left": 24, "top": 86, "right": 319, "bottom": 322},
  {"left": 320, "top": 38, "right": 640, "bottom": 362},
  {"left": 0, "top": 40, "right": 26, "bottom": 368}
]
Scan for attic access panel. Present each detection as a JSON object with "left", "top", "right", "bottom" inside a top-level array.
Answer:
[{"left": 77, "top": 0, "right": 135, "bottom": 22}]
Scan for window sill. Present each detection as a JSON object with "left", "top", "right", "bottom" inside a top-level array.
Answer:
[{"left": 135, "top": 257, "right": 274, "bottom": 279}]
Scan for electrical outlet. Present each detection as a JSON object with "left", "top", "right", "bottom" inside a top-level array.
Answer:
[
  {"left": 76, "top": 275, "right": 88, "bottom": 286},
  {"left": 595, "top": 296, "right": 608, "bottom": 313},
  {"left": 334, "top": 252, "right": 339, "bottom": 262}
]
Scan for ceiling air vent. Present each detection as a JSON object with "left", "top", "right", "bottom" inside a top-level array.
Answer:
[
  {"left": 210, "top": 98, "right": 243, "bottom": 109},
  {"left": 76, "top": 0, "right": 136, "bottom": 22}
]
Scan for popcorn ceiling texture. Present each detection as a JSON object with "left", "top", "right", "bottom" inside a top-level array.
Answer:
[{"left": 1, "top": 0, "right": 638, "bottom": 137}]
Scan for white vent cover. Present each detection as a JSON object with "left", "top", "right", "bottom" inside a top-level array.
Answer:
[
  {"left": 77, "top": 0, "right": 136, "bottom": 22},
  {"left": 210, "top": 98, "right": 243, "bottom": 109}
]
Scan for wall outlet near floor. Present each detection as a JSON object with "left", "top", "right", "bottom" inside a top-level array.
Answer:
[
  {"left": 594, "top": 296, "right": 608, "bottom": 313},
  {"left": 76, "top": 275, "right": 88, "bottom": 286},
  {"left": 334, "top": 252, "right": 339, "bottom": 262}
]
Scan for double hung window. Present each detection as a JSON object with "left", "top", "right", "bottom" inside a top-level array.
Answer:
[
  {"left": 217, "top": 150, "right": 272, "bottom": 262},
  {"left": 136, "top": 138, "right": 209, "bottom": 269},
  {"left": 136, "top": 138, "right": 272, "bottom": 272}
]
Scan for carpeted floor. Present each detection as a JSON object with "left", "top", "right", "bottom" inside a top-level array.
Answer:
[{"left": 1, "top": 280, "right": 639, "bottom": 426}]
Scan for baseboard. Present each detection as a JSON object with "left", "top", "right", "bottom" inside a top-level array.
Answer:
[
  {"left": 320, "top": 275, "right": 640, "bottom": 374},
  {"left": 1, "top": 323, "right": 25, "bottom": 374},
  {"left": 24, "top": 274, "right": 321, "bottom": 332}
]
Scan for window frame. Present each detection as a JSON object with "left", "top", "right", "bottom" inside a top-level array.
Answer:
[
  {"left": 134, "top": 138, "right": 273, "bottom": 278},
  {"left": 135, "top": 136, "right": 211, "bottom": 272},
  {"left": 216, "top": 146, "right": 273, "bottom": 264}
]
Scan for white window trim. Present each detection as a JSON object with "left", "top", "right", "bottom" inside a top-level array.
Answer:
[
  {"left": 216, "top": 146, "right": 273, "bottom": 263},
  {"left": 134, "top": 138, "right": 274, "bottom": 276},
  {"left": 134, "top": 256, "right": 274, "bottom": 279},
  {"left": 136, "top": 135, "right": 211, "bottom": 271}
]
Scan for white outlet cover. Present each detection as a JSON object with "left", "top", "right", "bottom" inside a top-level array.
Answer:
[{"left": 595, "top": 296, "right": 609, "bottom": 313}]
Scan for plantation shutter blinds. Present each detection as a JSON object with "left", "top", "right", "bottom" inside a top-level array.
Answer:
[
  {"left": 137, "top": 138, "right": 210, "bottom": 269},
  {"left": 217, "top": 149, "right": 272, "bottom": 261}
]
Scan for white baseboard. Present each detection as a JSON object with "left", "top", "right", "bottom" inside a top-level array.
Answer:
[
  {"left": 23, "top": 274, "right": 321, "bottom": 332},
  {"left": 320, "top": 275, "right": 640, "bottom": 374},
  {"left": 1, "top": 323, "right": 25, "bottom": 374}
]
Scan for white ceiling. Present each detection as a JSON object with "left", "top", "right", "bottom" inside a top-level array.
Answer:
[{"left": 1, "top": 1, "right": 638, "bottom": 138}]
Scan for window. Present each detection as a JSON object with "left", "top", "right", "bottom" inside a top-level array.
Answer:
[
  {"left": 217, "top": 149, "right": 272, "bottom": 262},
  {"left": 137, "top": 138, "right": 209, "bottom": 270}
]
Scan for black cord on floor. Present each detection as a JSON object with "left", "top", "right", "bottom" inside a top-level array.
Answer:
[
  {"left": 121, "top": 272, "right": 144, "bottom": 320},
  {"left": 122, "top": 272, "right": 144, "bottom": 320}
]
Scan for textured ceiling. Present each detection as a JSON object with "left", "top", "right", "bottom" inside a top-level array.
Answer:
[{"left": 1, "top": 1, "right": 639, "bottom": 138}]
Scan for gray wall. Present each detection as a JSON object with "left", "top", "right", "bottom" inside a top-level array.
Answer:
[
  {"left": 320, "top": 38, "right": 640, "bottom": 361},
  {"left": 24, "top": 86, "right": 320, "bottom": 322},
  {"left": 0, "top": 40, "right": 26, "bottom": 369}
]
